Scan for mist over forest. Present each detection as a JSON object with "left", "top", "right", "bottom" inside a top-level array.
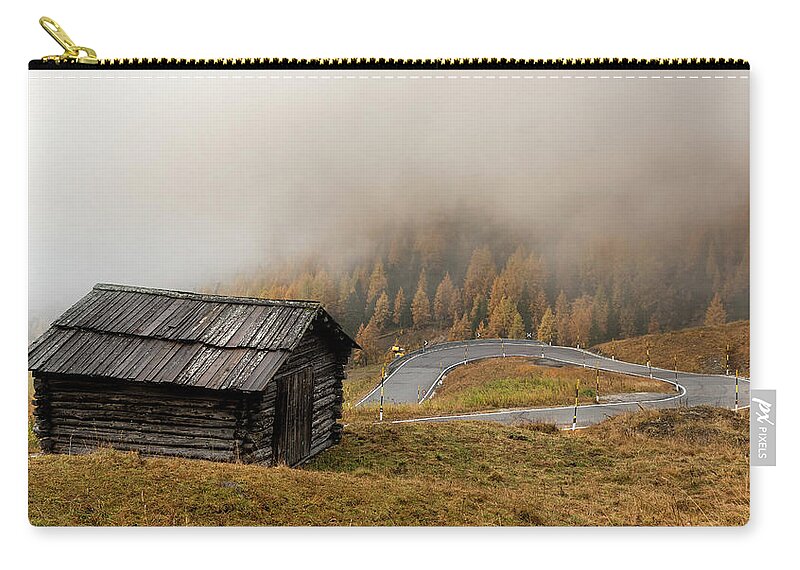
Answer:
[
  {"left": 29, "top": 71, "right": 748, "bottom": 345},
  {"left": 212, "top": 199, "right": 747, "bottom": 360}
]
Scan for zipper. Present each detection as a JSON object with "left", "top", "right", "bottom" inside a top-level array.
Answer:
[
  {"left": 38, "top": 17, "right": 98, "bottom": 65},
  {"left": 30, "top": 17, "right": 749, "bottom": 70}
]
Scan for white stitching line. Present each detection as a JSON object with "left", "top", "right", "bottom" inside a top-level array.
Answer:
[{"left": 29, "top": 74, "right": 750, "bottom": 81}]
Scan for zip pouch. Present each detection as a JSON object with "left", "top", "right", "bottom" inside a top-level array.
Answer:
[{"left": 28, "top": 17, "right": 750, "bottom": 527}]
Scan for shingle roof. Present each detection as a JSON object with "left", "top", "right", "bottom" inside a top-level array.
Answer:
[{"left": 28, "top": 284, "right": 357, "bottom": 392}]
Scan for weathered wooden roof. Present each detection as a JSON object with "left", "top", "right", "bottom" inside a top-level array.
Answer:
[{"left": 28, "top": 284, "right": 357, "bottom": 392}]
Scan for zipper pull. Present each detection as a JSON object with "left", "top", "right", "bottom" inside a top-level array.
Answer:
[{"left": 39, "top": 16, "right": 98, "bottom": 65}]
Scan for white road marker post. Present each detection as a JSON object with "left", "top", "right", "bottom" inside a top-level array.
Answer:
[
  {"left": 572, "top": 378, "right": 580, "bottom": 431},
  {"left": 595, "top": 368, "right": 600, "bottom": 404},
  {"left": 646, "top": 346, "right": 652, "bottom": 378},
  {"left": 464, "top": 345, "right": 468, "bottom": 365},
  {"left": 674, "top": 355, "right": 680, "bottom": 392},
  {"left": 502, "top": 339, "right": 506, "bottom": 358},
  {"left": 379, "top": 365, "right": 385, "bottom": 422},
  {"left": 417, "top": 385, "right": 421, "bottom": 404},
  {"left": 735, "top": 368, "right": 739, "bottom": 411}
]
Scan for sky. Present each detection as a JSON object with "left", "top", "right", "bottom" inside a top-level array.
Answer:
[{"left": 28, "top": 69, "right": 749, "bottom": 335}]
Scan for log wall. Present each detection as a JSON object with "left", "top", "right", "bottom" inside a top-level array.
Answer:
[
  {"left": 32, "top": 374, "right": 247, "bottom": 462},
  {"left": 244, "top": 328, "right": 347, "bottom": 466},
  {"left": 32, "top": 327, "right": 347, "bottom": 466}
]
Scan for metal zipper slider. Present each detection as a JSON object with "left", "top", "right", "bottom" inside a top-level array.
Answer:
[{"left": 39, "top": 16, "right": 98, "bottom": 64}]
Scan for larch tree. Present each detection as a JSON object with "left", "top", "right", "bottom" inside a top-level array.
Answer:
[
  {"left": 353, "top": 323, "right": 367, "bottom": 366},
  {"left": 463, "top": 246, "right": 496, "bottom": 314},
  {"left": 337, "top": 275, "right": 365, "bottom": 336},
  {"left": 392, "top": 287, "right": 408, "bottom": 328},
  {"left": 469, "top": 293, "right": 488, "bottom": 331},
  {"left": 526, "top": 253, "right": 546, "bottom": 293},
  {"left": 528, "top": 288, "right": 548, "bottom": 335},
  {"left": 286, "top": 271, "right": 312, "bottom": 299},
  {"left": 592, "top": 285, "right": 609, "bottom": 340},
  {"left": 537, "top": 306, "right": 556, "bottom": 344},
  {"left": 448, "top": 312, "right": 473, "bottom": 341},
  {"left": 309, "top": 270, "right": 338, "bottom": 315},
  {"left": 704, "top": 292, "right": 728, "bottom": 326},
  {"left": 414, "top": 225, "right": 447, "bottom": 273},
  {"left": 433, "top": 272, "right": 461, "bottom": 325},
  {"left": 554, "top": 291, "right": 572, "bottom": 345},
  {"left": 569, "top": 295, "right": 594, "bottom": 348},
  {"left": 488, "top": 295, "right": 523, "bottom": 338},
  {"left": 496, "top": 246, "right": 528, "bottom": 307},
  {"left": 354, "top": 321, "right": 380, "bottom": 366},
  {"left": 387, "top": 234, "right": 407, "bottom": 269},
  {"left": 509, "top": 312, "right": 526, "bottom": 339},
  {"left": 371, "top": 290, "right": 391, "bottom": 332},
  {"left": 486, "top": 295, "right": 507, "bottom": 337},
  {"left": 366, "top": 258, "right": 388, "bottom": 306},
  {"left": 487, "top": 275, "right": 507, "bottom": 316},
  {"left": 411, "top": 270, "right": 431, "bottom": 328}
]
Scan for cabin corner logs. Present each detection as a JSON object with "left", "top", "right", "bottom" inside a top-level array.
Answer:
[{"left": 29, "top": 284, "right": 358, "bottom": 466}]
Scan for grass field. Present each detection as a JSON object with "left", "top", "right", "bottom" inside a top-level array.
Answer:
[
  {"left": 28, "top": 323, "right": 750, "bottom": 526},
  {"left": 28, "top": 406, "right": 749, "bottom": 526},
  {"left": 344, "top": 357, "right": 672, "bottom": 423},
  {"left": 342, "top": 363, "right": 384, "bottom": 407},
  {"left": 593, "top": 320, "right": 749, "bottom": 376}
]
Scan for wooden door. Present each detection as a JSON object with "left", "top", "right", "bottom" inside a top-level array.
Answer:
[{"left": 273, "top": 366, "right": 314, "bottom": 466}]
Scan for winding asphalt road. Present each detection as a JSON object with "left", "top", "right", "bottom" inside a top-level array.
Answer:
[{"left": 355, "top": 339, "right": 750, "bottom": 428}]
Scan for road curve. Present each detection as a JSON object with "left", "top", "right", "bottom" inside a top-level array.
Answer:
[{"left": 355, "top": 339, "right": 750, "bottom": 428}]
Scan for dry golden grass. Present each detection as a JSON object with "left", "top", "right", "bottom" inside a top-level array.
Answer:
[
  {"left": 344, "top": 357, "right": 671, "bottom": 423},
  {"left": 593, "top": 320, "right": 749, "bottom": 375},
  {"left": 436, "top": 357, "right": 671, "bottom": 402},
  {"left": 342, "top": 363, "right": 384, "bottom": 406},
  {"left": 28, "top": 406, "right": 748, "bottom": 526}
]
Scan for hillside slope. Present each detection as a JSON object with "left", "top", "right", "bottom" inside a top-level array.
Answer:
[
  {"left": 593, "top": 320, "right": 749, "bottom": 376},
  {"left": 29, "top": 406, "right": 748, "bottom": 526}
]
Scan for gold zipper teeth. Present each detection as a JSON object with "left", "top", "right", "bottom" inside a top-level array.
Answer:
[
  {"left": 92, "top": 57, "right": 747, "bottom": 68},
  {"left": 37, "top": 20, "right": 747, "bottom": 69}
]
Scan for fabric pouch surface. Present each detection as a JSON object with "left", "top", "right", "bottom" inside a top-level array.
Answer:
[{"left": 28, "top": 25, "right": 750, "bottom": 526}]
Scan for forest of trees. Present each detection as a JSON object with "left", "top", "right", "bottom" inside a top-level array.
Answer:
[{"left": 217, "top": 207, "right": 748, "bottom": 365}]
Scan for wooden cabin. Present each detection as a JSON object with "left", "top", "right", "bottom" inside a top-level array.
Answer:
[{"left": 28, "top": 284, "right": 358, "bottom": 466}]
